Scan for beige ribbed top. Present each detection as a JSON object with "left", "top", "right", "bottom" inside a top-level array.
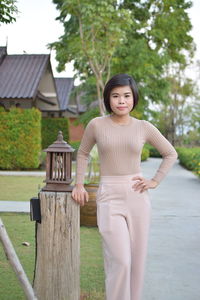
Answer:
[{"left": 75, "top": 115, "right": 178, "bottom": 185}]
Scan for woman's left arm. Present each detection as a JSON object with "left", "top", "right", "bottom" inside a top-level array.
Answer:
[{"left": 142, "top": 120, "right": 178, "bottom": 185}]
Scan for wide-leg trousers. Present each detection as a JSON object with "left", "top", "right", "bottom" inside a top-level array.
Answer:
[{"left": 96, "top": 172, "right": 152, "bottom": 300}]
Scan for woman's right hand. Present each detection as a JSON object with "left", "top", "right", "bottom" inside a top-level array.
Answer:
[{"left": 71, "top": 184, "right": 89, "bottom": 206}]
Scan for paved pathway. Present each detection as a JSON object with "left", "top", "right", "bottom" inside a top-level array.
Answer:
[
  {"left": 0, "top": 157, "right": 200, "bottom": 300},
  {"left": 0, "top": 170, "right": 46, "bottom": 176},
  {"left": 141, "top": 158, "right": 200, "bottom": 300},
  {"left": 0, "top": 201, "right": 30, "bottom": 213}
]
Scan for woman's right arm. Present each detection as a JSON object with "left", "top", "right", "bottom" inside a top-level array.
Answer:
[{"left": 72, "top": 119, "right": 96, "bottom": 206}]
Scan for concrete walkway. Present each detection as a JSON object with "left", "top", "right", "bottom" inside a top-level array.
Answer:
[
  {"left": 0, "top": 157, "right": 200, "bottom": 299},
  {"left": 0, "top": 201, "right": 30, "bottom": 213},
  {"left": 141, "top": 158, "right": 200, "bottom": 300}
]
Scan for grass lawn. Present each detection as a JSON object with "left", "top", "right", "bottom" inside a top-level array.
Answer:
[
  {"left": 0, "top": 213, "right": 105, "bottom": 300},
  {"left": 0, "top": 161, "right": 77, "bottom": 202},
  {"left": 0, "top": 175, "right": 79, "bottom": 202},
  {"left": 0, "top": 176, "right": 45, "bottom": 201}
]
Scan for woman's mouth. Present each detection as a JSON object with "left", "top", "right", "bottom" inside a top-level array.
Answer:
[{"left": 117, "top": 107, "right": 127, "bottom": 110}]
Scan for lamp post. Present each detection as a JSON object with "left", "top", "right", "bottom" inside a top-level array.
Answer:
[
  {"left": 33, "top": 131, "right": 80, "bottom": 300},
  {"left": 42, "top": 131, "right": 74, "bottom": 191}
]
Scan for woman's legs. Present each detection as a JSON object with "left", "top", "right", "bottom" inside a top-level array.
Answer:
[
  {"left": 100, "top": 214, "right": 132, "bottom": 300},
  {"left": 126, "top": 190, "right": 152, "bottom": 300},
  {"left": 96, "top": 173, "right": 152, "bottom": 300}
]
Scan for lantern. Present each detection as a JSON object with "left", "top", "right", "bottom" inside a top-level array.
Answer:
[{"left": 42, "top": 131, "right": 75, "bottom": 192}]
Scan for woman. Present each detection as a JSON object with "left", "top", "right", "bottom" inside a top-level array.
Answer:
[{"left": 72, "top": 74, "right": 178, "bottom": 300}]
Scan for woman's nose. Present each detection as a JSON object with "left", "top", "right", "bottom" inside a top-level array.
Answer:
[{"left": 119, "top": 96, "right": 125, "bottom": 103}]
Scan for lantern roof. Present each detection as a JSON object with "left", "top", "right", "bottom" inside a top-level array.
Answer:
[{"left": 43, "top": 131, "right": 75, "bottom": 153}]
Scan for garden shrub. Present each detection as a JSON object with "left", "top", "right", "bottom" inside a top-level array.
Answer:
[
  {"left": 176, "top": 147, "right": 200, "bottom": 178},
  {"left": 0, "top": 107, "right": 41, "bottom": 169},
  {"left": 145, "top": 144, "right": 162, "bottom": 157},
  {"left": 41, "top": 117, "right": 70, "bottom": 149},
  {"left": 141, "top": 146, "right": 149, "bottom": 161},
  {"left": 69, "top": 140, "right": 81, "bottom": 160}
]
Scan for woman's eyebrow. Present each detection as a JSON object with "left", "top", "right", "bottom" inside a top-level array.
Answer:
[{"left": 111, "top": 91, "right": 132, "bottom": 95}]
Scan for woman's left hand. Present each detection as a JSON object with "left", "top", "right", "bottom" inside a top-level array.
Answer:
[{"left": 131, "top": 176, "right": 158, "bottom": 193}]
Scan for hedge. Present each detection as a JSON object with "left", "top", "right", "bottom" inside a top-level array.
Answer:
[
  {"left": 41, "top": 117, "right": 70, "bottom": 149},
  {"left": 0, "top": 107, "right": 41, "bottom": 170},
  {"left": 176, "top": 147, "right": 200, "bottom": 178}
]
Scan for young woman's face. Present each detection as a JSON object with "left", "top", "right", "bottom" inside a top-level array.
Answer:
[{"left": 109, "top": 85, "right": 134, "bottom": 115}]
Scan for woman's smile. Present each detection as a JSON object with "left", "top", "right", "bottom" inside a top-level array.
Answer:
[{"left": 117, "top": 107, "right": 127, "bottom": 110}]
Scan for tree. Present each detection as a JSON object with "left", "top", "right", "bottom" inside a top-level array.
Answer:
[
  {"left": 153, "top": 62, "right": 200, "bottom": 146},
  {"left": 0, "top": 0, "right": 18, "bottom": 24},
  {"left": 112, "top": 0, "right": 195, "bottom": 117},
  {"left": 51, "top": 0, "right": 194, "bottom": 118},
  {"left": 50, "top": 0, "right": 133, "bottom": 115}
]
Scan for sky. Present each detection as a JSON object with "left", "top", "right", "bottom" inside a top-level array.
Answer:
[{"left": 0, "top": 0, "right": 200, "bottom": 85}]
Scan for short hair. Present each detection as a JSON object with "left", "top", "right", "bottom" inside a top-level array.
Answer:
[{"left": 103, "top": 73, "right": 139, "bottom": 113}]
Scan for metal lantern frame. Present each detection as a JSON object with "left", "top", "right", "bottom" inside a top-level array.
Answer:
[{"left": 42, "top": 131, "right": 75, "bottom": 192}]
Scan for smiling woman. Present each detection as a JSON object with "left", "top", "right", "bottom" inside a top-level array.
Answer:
[
  {"left": 109, "top": 85, "right": 134, "bottom": 124},
  {"left": 72, "top": 73, "right": 178, "bottom": 300}
]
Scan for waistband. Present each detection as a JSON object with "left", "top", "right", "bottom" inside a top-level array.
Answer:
[{"left": 99, "top": 172, "right": 143, "bottom": 184}]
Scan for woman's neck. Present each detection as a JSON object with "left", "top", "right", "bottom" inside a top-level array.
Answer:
[{"left": 110, "top": 113, "right": 131, "bottom": 125}]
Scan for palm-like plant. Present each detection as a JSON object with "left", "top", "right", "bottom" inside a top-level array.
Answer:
[{"left": 84, "top": 144, "right": 100, "bottom": 184}]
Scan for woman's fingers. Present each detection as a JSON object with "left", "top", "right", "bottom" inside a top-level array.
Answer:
[
  {"left": 132, "top": 176, "right": 158, "bottom": 193},
  {"left": 132, "top": 176, "right": 148, "bottom": 193},
  {"left": 71, "top": 188, "right": 89, "bottom": 206}
]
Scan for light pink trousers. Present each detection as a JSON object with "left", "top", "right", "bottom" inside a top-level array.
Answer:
[{"left": 96, "top": 172, "right": 152, "bottom": 300}]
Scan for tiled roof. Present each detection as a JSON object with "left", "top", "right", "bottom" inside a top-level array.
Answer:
[
  {"left": 0, "top": 47, "right": 7, "bottom": 65},
  {"left": 55, "top": 77, "right": 74, "bottom": 110},
  {"left": 0, "top": 54, "right": 49, "bottom": 98}
]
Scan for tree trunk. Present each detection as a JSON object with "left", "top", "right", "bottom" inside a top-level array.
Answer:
[
  {"left": 96, "top": 79, "right": 106, "bottom": 116},
  {"left": 33, "top": 191, "right": 80, "bottom": 300}
]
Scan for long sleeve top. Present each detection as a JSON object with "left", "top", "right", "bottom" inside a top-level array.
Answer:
[{"left": 75, "top": 115, "right": 178, "bottom": 185}]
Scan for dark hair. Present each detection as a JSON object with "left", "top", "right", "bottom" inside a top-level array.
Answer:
[{"left": 103, "top": 73, "right": 139, "bottom": 113}]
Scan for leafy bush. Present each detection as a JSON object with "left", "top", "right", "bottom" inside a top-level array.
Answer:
[
  {"left": 176, "top": 147, "right": 200, "bottom": 177},
  {"left": 141, "top": 146, "right": 149, "bottom": 161},
  {"left": 145, "top": 144, "right": 162, "bottom": 157},
  {"left": 41, "top": 117, "right": 70, "bottom": 149},
  {"left": 0, "top": 107, "right": 41, "bottom": 170}
]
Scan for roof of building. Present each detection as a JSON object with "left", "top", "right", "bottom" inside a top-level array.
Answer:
[
  {"left": 0, "top": 54, "right": 49, "bottom": 99},
  {"left": 55, "top": 77, "right": 74, "bottom": 110},
  {"left": 0, "top": 47, "right": 7, "bottom": 65}
]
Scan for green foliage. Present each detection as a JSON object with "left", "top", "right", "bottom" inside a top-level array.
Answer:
[
  {"left": 112, "top": 0, "right": 194, "bottom": 110},
  {"left": 51, "top": 0, "right": 133, "bottom": 77},
  {"left": 41, "top": 117, "right": 70, "bottom": 149},
  {"left": 151, "top": 62, "right": 200, "bottom": 147},
  {"left": 69, "top": 140, "right": 81, "bottom": 150},
  {"left": 0, "top": 0, "right": 18, "bottom": 24},
  {"left": 50, "top": 0, "right": 135, "bottom": 115},
  {"left": 145, "top": 144, "right": 162, "bottom": 157},
  {"left": 141, "top": 146, "right": 150, "bottom": 161},
  {"left": 74, "top": 107, "right": 103, "bottom": 128},
  {"left": 51, "top": 0, "right": 194, "bottom": 118},
  {"left": 176, "top": 147, "right": 200, "bottom": 177},
  {"left": 0, "top": 107, "right": 41, "bottom": 170}
]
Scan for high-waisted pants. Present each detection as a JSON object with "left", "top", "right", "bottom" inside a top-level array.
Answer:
[{"left": 96, "top": 172, "right": 152, "bottom": 300}]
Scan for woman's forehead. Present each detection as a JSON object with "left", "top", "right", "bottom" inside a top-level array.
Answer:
[{"left": 111, "top": 85, "right": 132, "bottom": 94}]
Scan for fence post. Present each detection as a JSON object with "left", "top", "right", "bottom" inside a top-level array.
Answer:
[{"left": 33, "top": 131, "right": 80, "bottom": 300}]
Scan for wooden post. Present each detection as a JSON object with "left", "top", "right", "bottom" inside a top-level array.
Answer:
[
  {"left": 33, "top": 191, "right": 80, "bottom": 300},
  {"left": 0, "top": 218, "right": 37, "bottom": 300}
]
